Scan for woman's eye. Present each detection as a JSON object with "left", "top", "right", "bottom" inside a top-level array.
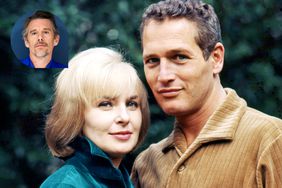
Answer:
[
  {"left": 98, "top": 101, "right": 112, "bottom": 110},
  {"left": 127, "top": 101, "right": 139, "bottom": 110}
]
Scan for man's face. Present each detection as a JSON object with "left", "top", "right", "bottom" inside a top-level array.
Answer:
[
  {"left": 142, "top": 18, "right": 217, "bottom": 117},
  {"left": 24, "top": 18, "right": 59, "bottom": 58}
]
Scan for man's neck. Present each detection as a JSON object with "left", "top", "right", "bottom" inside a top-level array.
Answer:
[
  {"left": 29, "top": 54, "right": 52, "bottom": 68},
  {"left": 176, "top": 82, "right": 227, "bottom": 146}
]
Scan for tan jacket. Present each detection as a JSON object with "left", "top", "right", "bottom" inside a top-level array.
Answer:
[{"left": 131, "top": 89, "right": 282, "bottom": 188}]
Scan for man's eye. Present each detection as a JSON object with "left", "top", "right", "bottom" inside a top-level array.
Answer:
[
  {"left": 98, "top": 101, "right": 112, "bottom": 110},
  {"left": 44, "top": 31, "right": 50, "bottom": 34},
  {"left": 145, "top": 58, "right": 159, "bottom": 65},
  {"left": 127, "top": 101, "right": 139, "bottom": 110},
  {"left": 172, "top": 54, "right": 188, "bottom": 61},
  {"left": 31, "top": 32, "right": 37, "bottom": 35}
]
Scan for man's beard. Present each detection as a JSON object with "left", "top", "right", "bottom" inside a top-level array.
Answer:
[
  {"left": 34, "top": 49, "right": 49, "bottom": 58},
  {"left": 33, "top": 42, "right": 50, "bottom": 58}
]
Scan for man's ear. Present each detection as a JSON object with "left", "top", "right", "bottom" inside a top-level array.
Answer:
[
  {"left": 209, "top": 42, "right": 224, "bottom": 74},
  {"left": 24, "top": 37, "right": 30, "bottom": 48},
  {"left": 54, "top": 35, "right": 60, "bottom": 46}
]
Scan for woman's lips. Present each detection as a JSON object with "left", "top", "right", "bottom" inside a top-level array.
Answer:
[{"left": 109, "top": 131, "right": 132, "bottom": 141}]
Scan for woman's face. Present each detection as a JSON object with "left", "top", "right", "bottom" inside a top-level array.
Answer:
[{"left": 83, "top": 91, "right": 142, "bottom": 166}]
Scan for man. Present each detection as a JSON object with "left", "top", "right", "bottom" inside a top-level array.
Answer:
[
  {"left": 131, "top": 0, "right": 282, "bottom": 187},
  {"left": 22, "top": 10, "right": 67, "bottom": 68}
]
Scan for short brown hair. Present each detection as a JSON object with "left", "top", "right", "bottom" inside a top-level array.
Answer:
[
  {"left": 140, "top": 0, "right": 222, "bottom": 60},
  {"left": 22, "top": 10, "right": 58, "bottom": 39},
  {"left": 45, "top": 48, "right": 150, "bottom": 157}
]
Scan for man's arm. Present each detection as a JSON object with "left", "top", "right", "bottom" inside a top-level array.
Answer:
[
  {"left": 257, "top": 133, "right": 282, "bottom": 187},
  {"left": 131, "top": 158, "right": 141, "bottom": 188}
]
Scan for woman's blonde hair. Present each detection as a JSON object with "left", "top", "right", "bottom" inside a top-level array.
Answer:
[{"left": 45, "top": 47, "right": 150, "bottom": 157}]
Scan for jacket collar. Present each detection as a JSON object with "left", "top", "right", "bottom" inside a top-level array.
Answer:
[
  {"left": 70, "top": 136, "right": 129, "bottom": 181},
  {"left": 162, "top": 88, "right": 247, "bottom": 154},
  {"left": 21, "top": 56, "right": 57, "bottom": 68}
]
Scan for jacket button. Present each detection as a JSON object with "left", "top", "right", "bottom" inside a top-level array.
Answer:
[{"left": 178, "top": 165, "right": 185, "bottom": 172}]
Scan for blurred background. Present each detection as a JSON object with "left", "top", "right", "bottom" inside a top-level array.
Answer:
[{"left": 0, "top": 0, "right": 281, "bottom": 187}]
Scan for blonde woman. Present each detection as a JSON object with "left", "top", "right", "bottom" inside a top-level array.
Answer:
[{"left": 40, "top": 48, "right": 149, "bottom": 187}]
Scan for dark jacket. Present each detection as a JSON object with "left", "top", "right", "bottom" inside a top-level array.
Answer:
[{"left": 40, "top": 137, "right": 134, "bottom": 188}]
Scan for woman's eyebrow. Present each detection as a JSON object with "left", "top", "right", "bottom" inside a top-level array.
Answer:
[
  {"left": 129, "top": 95, "right": 139, "bottom": 100},
  {"left": 100, "top": 96, "right": 113, "bottom": 100}
]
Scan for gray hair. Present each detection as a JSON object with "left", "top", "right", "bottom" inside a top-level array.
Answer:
[{"left": 140, "top": 0, "right": 222, "bottom": 60}]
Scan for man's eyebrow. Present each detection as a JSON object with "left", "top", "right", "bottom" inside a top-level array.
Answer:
[
  {"left": 29, "top": 28, "right": 52, "bottom": 33},
  {"left": 42, "top": 28, "right": 52, "bottom": 31},
  {"left": 169, "top": 48, "right": 190, "bottom": 53},
  {"left": 29, "top": 29, "right": 37, "bottom": 33},
  {"left": 143, "top": 48, "right": 193, "bottom": 59},
  {"left": 143, "top": 54, "right": 158, "bottom": 60},
  {"left": 167, "top": 48, "right": 193, "bottom": 56}
]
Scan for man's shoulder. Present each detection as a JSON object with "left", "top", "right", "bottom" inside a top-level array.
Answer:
[
  {"left": 244, "top": 107, "right": 282, "bottom": 131},
  {"left": 20, "top": 57, "right": 34, "bottom": 68},
  {"left": 21, "top": 57, "right": 29, "bottom": 64},
  {"left": 54, "top": 62, "right": 68, "bottom": 68},
  {"left": 49, "top": 60, "right": 68, "bottom": 68},
  {"left": 239, "top": 107, "right": 282, "bottom": 148}
]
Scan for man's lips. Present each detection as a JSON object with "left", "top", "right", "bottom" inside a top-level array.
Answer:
[
  {"left": 157, "top": 87, "right": 182, "bottom": 97},
  {"left": 109, "top": 131, "right": 133, "bottom": 141},
  {"left": 35, "top": 43, "right": 47, "bottom": 48}
]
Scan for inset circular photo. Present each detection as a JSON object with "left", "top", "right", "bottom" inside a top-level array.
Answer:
[{"left": 11, "top": 10, "right": 69, "bottom": 68}]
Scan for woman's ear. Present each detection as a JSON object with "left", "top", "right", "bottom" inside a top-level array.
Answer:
[{"left": 209, "top": 42, "right": 224, "bottom": 74}]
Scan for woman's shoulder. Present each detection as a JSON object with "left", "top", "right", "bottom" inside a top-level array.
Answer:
[{"left": 40, "top": 163, "right": 94, "bottom": 188}]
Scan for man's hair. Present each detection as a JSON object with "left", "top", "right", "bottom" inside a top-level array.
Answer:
[
  {"left": 45, "top": 47, "right": 150, "bottom": 157},
  {"left": 22, "top": 10, "right": 58, "bottom": 39},
  {"left": 140, "top": 0, "right": 222, "bottom": 60}
]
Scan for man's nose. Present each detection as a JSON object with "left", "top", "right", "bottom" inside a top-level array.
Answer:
[
  {"left": 115, "top": 105, "right": 130, "bottom": 126},
  {"left": 157, "top": 60, "right": 175, "bottom": 83},
  {"left": 38, "top": 33, "right": 44, "bottom": 42}
]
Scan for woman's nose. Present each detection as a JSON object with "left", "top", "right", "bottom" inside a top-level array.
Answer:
[{"left": 115, "top": 106, "right": 130, "bottom": 125}]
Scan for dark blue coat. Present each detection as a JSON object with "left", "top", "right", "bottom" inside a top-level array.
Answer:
[{"left": 40, "top": 137, "right": 134, "bottom": 188}]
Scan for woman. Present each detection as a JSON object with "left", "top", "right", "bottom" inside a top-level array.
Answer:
[{"left": 40, "top": 47, "right": 150, "bottom": 187}]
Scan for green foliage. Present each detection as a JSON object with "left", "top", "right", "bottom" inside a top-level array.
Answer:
[
  {"left": 0, "top": 0, "right": 281, "bottom": 187},
  {"left": 217, "top": 0, "right": 282, "bottom": 117}
]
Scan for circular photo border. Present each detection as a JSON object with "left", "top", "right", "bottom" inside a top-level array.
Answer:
[{"left": 10, "top": 10, "right": 69, "bottom": 67}]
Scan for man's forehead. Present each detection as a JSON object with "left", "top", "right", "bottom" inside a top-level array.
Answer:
[
  {"left": 27, "top": 18, "right": 55, "bottom": 29},
  {"left": 29, "top": 27, "right": 52, "bottom": 32}
]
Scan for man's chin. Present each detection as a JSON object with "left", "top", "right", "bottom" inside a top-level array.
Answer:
[
  {"left": 34, "top": 52, "right": 49, "bottom": 58},
  {"left": 162, "top": 107, "right": 180, "bottom": 116},
  {"left": 161, "top": 105, "right": 193, "bottom": 116}
]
